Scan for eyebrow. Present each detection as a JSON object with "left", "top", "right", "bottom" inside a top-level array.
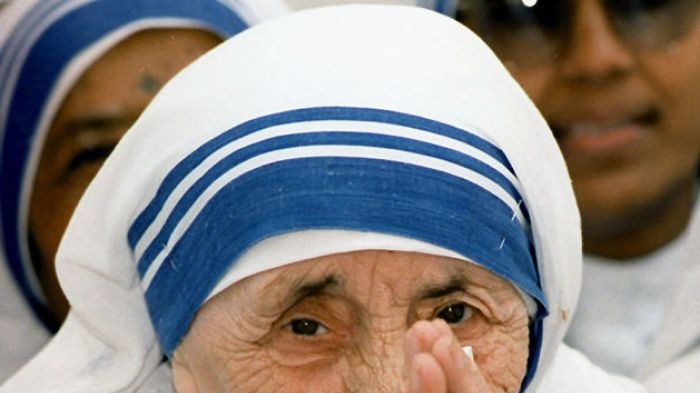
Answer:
[
  {"left": 290, "top": 275, "right": 340, "bottom": 302},
  {"left": 417, "top": 276, "right": 468, "bottom": 300},
  {"left": 63, "top": 113, "right": 135, "bottom": 135}
]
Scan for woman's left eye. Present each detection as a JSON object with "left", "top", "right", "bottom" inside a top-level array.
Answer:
[
  {"left": 66, "top": 144, "right": 116, "bottom": 173},
  {"left": 436, "top": 302, "right": 473, "bottom": 325},
  {"left": 287, "top": 318, "right": 329, "bottom": 336}
]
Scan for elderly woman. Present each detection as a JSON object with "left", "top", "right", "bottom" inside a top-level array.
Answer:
[
  {"left": 0, "top": 0, "right": 288, "bottom": 380},
  {"left": 2, "top": 5, "right": 646, "bottom": 393}
]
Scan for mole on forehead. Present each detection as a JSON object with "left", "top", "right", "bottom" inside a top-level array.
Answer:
[{"left": 139, "top": 73, "right": 161, "bottom": 94}]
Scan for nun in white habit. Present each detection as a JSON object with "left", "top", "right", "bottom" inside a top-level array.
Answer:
[
  {"left": 0, "top": 0, "right": 288, "bottom": 381},
  {"left": 2, "top": 5, "right": 647, "bottom": 393}
]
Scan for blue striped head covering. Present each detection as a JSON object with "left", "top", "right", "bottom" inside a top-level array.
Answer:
[
  {"left": 2, "top": 5, "right": 581, "bottom": 393},
  {"left": 0, "top": 0, "right": 287, "bottom": 330},
  {"left": 130, "top": 106, "right": 543, "bottom": 353},
  {"left": 415, "top": 0, "right": 459, "bottom": 15}
]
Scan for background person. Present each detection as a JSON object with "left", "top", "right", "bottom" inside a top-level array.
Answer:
[
  {"left": 1, "top": 5, "right": 645, "bottom": 392},
  {"left": 427, "top": 0, "right": 700, "bottom": 386},
  {"left": 0, "top": 0, "right": 289, "bottom": 381}
]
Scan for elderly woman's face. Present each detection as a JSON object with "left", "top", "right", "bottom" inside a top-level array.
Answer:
[{"left": 173, "top": 250, "right": 529, "bottom": 393}]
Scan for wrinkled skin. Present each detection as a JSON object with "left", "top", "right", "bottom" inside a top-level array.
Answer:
[
  {"left": 173, "top": 250, "right": 529, "bottom": 393},
  {"left": 27, "top": 28, "right": 222, "bottom": 321},
  {"left": 467, "top": 0, "right": 700, "bottom": 258}
]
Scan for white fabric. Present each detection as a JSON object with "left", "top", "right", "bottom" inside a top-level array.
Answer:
[
  {"left": 645, "top": 348, "right": 700, "bottom": 393},
  {"left": 566, "top": 231, "right": 685, "bottom": 376},
  {"left": 1, "top": 5, "right": 643, "bottom": 393},
  {"left": 567, "top": 196, "right": 700, "bottom": 387},
  {"left": 0, "top": 250, "right": 50, "bottom": 382},
  {"left": 538, "top": 344, "right": 648, "bottom": 393},
  {"left": 641, "top": 196, "right": 700, "bottom": 391}
]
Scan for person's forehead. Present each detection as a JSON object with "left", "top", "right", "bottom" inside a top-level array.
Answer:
[{"left": 253, "top": 250, "right": 496, "bottom": 297}]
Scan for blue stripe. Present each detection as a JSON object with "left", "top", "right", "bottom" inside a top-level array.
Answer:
[
  {"left": 0, "top": 0, "right": 248, "bottom": 326},
  {"left": 128, "top": 107, "right": 517, "bottom": 249},
  {"left": 430, "top": 0, "right": 458, "bottom": 17},
  {"left": 135, "top": 130, "right": 530, "bottom": 276},
  {"left": 436, "top": 0, "right": 448, "bottom": 13},
  {"left": 143, "top": 156, "right": 546, "bottom": 356},
  {"left": 523, "top": 317, "right": 544, "bottom": 393},
  {"left": 0, "top": 0, "right": 62, "bottom": 87}
]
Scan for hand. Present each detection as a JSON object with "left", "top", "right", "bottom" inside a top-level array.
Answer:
[{"left": 404, "top": 319, "right": 494, "bottom": 393}]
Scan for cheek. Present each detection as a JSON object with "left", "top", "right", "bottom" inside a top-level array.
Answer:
[
  {"left": 468, "top": 316, "right": 530, "bottom": 392},
  {"left": 180, "top": 305, "right": 356, "bottom": 393},
  {"left": 649, "top": 55, "right": 700, "bottom": 136},
  {"left": 447, "top": 293, "right": 529, "bottom": 393},
  {"left": 634, "top": 46, "right": 700, "bottom": 185},
  {"left": 506, "top": 63, "right": 557, "bottom": 105},
  {"left": 29, "top": 162, "right": 100, "bottom": 254},
  {"left": 184, "top": 342, "right": 350, "bottom": 393}
]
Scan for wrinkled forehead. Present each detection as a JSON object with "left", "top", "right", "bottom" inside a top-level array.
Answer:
[
  {"left": 208, "top": 244, "right": 523, "bottom": 311},
  {"left": 207, "top": 230, "right": 539, "bottom": 315}
]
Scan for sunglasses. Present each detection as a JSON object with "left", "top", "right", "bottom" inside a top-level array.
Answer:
[{"left": 455, "top": 0, "right": 700, "bottom": 65}]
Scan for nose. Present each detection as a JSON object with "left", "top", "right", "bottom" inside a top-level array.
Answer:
[
  {"left": 559, "top": 0, "right": 634, "bottom": 83},
  {"left": 348, "top": 332, "right": 409, "bottom": 393}
]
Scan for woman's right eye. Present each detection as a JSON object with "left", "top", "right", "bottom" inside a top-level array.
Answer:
[
  {"left": 436, "top": 302, "right": 473, "bottom": 325},
  {"left": 287, "top": 318, "right": 329, "bottom": 337}
]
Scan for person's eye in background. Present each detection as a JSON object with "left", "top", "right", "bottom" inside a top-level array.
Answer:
[
  {"left": 53, "top": 114, "right": 133, "bottom": 182},
  {"left": 606, "top": 0, "right": 700, "bottom": 47},
  {"left": 455, "top": 0, "right": 571, "bottom": 65},
  {"left": 455, "top": 0, "right": 700, "bottom": 66}
]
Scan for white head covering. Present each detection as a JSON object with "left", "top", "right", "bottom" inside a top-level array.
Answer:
[{"left": 2, "top": 5, "right": 581, "bottom": 393}]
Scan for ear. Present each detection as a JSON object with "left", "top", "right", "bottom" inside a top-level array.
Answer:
[{"left": 171, "top": 348, "right": 200, "bottom": 393}]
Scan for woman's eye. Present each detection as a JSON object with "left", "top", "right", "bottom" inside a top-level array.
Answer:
[
  {"left": 66, "top": 144, "right": 116, "bottom": 173},
  {"left": 287, "top": 318, "right": 328, "bottom": 336},
  {"left": 436, "top": 302, "right": 472, "bottom": 324}
]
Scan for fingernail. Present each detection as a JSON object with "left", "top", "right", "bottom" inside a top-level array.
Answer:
[
  {"left": 463, "top": 346, "right": 474, "bottom": 362},
  {"left": 462, "top": 346, "right": 478, "bottom": 371}
]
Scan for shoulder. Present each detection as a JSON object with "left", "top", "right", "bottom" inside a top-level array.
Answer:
[{"left": 534, "top": 344, "right": 647, "bottom": 393}]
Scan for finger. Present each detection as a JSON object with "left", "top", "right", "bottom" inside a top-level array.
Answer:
[
  {"left": 431, "top": 329, "right": 489, "bottom": 393},
  {"left": 406, "top": 320, "right": 450, "bottom": 356},
  {"left": 410, "top": 352, "right": 448, "bottom": 393}
]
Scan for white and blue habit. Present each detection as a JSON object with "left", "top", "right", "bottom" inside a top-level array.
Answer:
[{"left": 2, "top": 5, "right": 646, "bottom": 393}]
